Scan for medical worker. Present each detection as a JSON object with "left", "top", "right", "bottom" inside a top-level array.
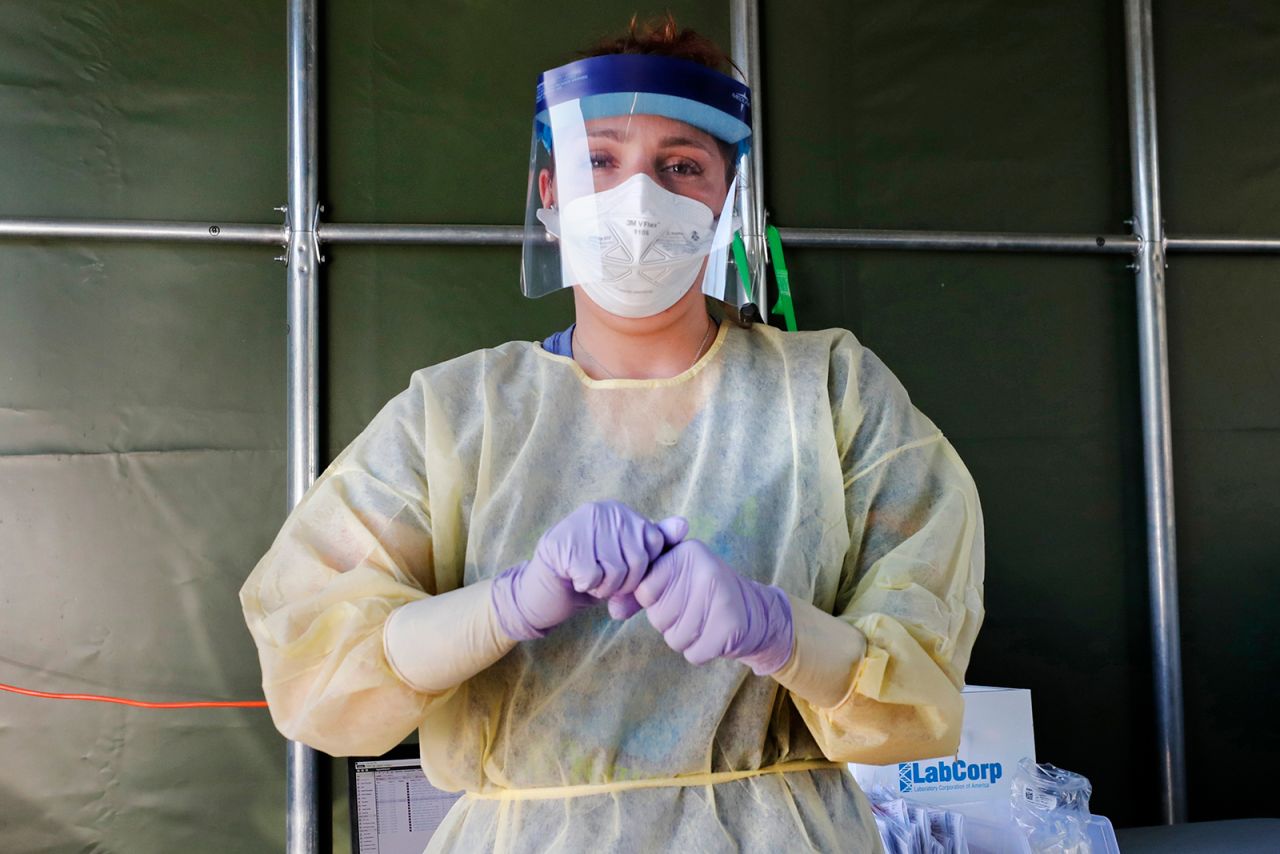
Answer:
[{"left": 241, "top": 16, "right": 984, "bottom": 853}]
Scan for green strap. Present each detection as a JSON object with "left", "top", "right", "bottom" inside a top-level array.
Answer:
[
  {"left": 732, "top": 228, "right": 797, "bottom": 331},
  {"left": 765, "top": 225, "right": 797, "bottom": 332},
  {"left": 731, "top": 232, "right": 753, "bottom": 302}
]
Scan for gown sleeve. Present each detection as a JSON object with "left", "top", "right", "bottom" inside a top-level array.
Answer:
[
  {"left": 791, "top": 333, "right": 986, "bottom": 766},
  {"left": 239, "top": 375, "right": 456, "bottom": 757}
]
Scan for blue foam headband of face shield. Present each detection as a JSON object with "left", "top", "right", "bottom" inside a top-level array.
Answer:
[{"left": 534, "top": 54, "right": 753, "bottom": 158}]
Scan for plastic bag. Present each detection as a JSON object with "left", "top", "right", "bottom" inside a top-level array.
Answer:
[
  {"left": 867, "top": 786, "right": 970, "bottom": 854},
  {"left": 1010, "top": 758, "right": 1094, "bottom": 853}
]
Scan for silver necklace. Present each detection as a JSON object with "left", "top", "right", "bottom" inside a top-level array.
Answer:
[{"left": 575, "top": 317, "right": 716, "bottom": 380}]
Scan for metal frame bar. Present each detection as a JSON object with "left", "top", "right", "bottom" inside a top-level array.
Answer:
[
  {"left": 1166, "top": 236, "right": 1280, "bottom": 252},
  {"left": 1124, "top": 0, "right": 1187, "bottom": 825},
  {"left": 2, "top": 0, "right": 1257, "bottom": 840},
  {"left": 778, "top": 228, "right": 1139, "bottom": 253},
  {"left": 730, "top": 0, "right": 769, "bottom": 317},
  {"left": 0, "top": 218, "right": 285, "bottom": 243},
  {"left": 7, "top": 217, "right": 1280, "bottom": 256},
  {"left": 284, "top": 1, "right": 322, "bottom": 852},
  {"left": 318, "top": 223, "right": 522, "bottom": 245}
]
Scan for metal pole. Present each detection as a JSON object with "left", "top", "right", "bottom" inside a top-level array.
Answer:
[
  {"left": 730, "top": 0, "right": 769, "bottom": 319},
  {"left": 7, "top": 216, "right": 1280, "bottom": 256},
  {"left": 1124, "top": 0, "right": 1187, "bottom": 825},
  {"left": 0, "top": 217, "right": 285, "bottom": 244},
  {"left": 318, "top": 223, "right": 523, "bottom": 245},
  {"left": 285, "top": 0, "right": 322, "bottom": 852},
  {"left": 1167, "top": 235, "right": 1280, "bottom": 253},
  {"left": 778, "top": 227, "right": 1139, "bottom": 254}
]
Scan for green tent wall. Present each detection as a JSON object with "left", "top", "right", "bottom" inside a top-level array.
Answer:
[{"left": 1, "top": 1, "right": 1277, "bottom": 850}]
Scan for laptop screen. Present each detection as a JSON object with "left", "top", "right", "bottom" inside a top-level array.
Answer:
[{"left": 348, "top": 743, "right": 463, "bottom": 854}]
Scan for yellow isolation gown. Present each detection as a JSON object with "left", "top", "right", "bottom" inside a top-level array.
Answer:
[{"left": 240, "top": 320, "right": 985, "bottom": 852}]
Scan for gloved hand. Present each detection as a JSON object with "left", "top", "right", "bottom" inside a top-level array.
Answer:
[
  {"left": 603, "top": 513, "right": 689, "bottom": 620},
  {"left": 491, "top": 501, "right": 686, "bottom": 640},
  {"left": 633, "top": 539, "right": 794, "bottom": 675}
]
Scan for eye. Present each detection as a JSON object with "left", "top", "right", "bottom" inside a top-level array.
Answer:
[
  {"left": 589, "top": 150, "right": 616, "bottom": 170},
  {"left": 661, "top": 158, "right": 704, "bottom": 178}
]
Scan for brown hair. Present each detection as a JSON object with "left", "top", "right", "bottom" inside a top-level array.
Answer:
[{"left": 580, "top": 13, "right": 738, "bottom": 77}]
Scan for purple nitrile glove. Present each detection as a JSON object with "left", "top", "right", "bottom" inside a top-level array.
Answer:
[
  {"left": 491, "top": 502, "right": 684, "bottom": 641},
  {"left": 605, "top": 515, "right": 688, "bottom": 620},
  {"left": 632, "top": 539, "right": 794, "bottom": 675}
]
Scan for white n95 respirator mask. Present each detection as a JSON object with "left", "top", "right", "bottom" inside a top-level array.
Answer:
[{"left": 537, "top": 173, "right": 716, "bottom": 318}]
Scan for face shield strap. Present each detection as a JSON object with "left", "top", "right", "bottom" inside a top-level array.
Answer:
[{"left": 534, "top": 54, "right": 752, "bottom": 156}]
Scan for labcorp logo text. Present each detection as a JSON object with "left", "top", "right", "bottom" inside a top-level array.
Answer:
[{"left": 897, "top": 759, "right": 1003, "bottom": 794}]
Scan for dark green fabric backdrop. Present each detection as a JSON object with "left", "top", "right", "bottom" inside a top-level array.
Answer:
[{"left": 1, "top": 1, "right": 1276, "bottom": 850}]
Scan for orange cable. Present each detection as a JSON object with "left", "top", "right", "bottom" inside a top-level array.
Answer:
[{"left": 0, "top": 681, "right": 267, "bottom": 709}]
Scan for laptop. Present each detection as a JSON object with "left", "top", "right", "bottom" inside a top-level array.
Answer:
[{"left": 348, "top": 742, "right": 463, "bottom": 854}]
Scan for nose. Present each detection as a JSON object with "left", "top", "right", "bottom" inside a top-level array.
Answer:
[{"left": 594, "top": 157, "right": 662, "bottom": 194}]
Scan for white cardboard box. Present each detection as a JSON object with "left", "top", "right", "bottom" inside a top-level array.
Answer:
[{"left": 850, "top": 685, "right": 1036, "bottom": 810}]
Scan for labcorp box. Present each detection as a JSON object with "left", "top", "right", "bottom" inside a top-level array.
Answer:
[{"left": 849, "top": 685, "right": 1035, "bottom": 810}]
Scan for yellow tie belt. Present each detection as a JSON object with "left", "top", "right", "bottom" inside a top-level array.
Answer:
[{"left": 465, "top": 759, "right": 846, "bottom": 801}]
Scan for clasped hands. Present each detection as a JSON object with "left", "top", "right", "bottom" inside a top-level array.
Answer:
[{"left": 490, "top": 501, "right": 794, "bottom": 676}]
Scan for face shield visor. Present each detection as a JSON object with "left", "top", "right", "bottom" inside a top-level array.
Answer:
[{"left": 521, "top": 54, "right": 753, "bottom": 319}]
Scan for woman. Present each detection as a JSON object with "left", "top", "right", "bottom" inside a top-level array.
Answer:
[{"left": 241, "top": 17, "right": 984, "bottom": 853}]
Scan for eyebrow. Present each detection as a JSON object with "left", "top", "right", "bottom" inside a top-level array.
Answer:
[
  {"left": 586, "top": 128, "right": 716, "bottom": 155},
  {"left": 660, "top": 135, "right": 715, "bottom": 155}
]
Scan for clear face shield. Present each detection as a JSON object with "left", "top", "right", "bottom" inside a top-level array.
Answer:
[{"left": 520, "top": 54, "right": 754, "bottom": 319}]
